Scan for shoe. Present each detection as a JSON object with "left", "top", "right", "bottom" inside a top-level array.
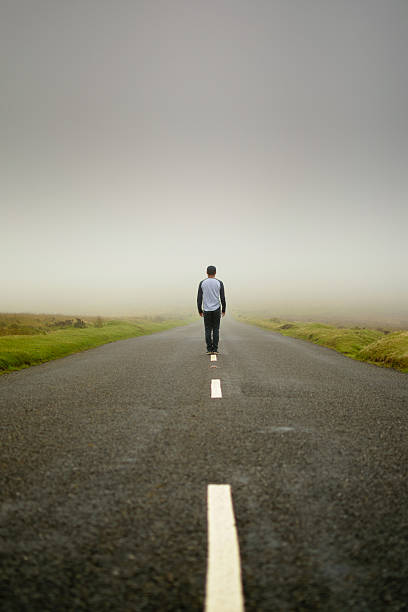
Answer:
[
  {"left": 206, "top": 350, "right": 212, "bottom": 354},
  {"left": 213, "top": 350, "right": 219, "bottom": 354}
]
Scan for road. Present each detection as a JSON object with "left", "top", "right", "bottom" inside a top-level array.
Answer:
[{"left": 1, "top": 317, "right": 408, "bottom": 611}]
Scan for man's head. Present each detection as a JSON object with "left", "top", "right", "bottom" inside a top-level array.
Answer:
[{"left": 207, "top": 265, "right": 216, "bottom": 277}]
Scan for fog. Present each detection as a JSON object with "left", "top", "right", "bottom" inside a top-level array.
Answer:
[{"left": 2, "top": 1, "right": 407, "bottom": 323}]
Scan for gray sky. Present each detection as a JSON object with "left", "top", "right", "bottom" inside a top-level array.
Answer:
[{"left": 1, "top": 0, "right": 407, "bottom": 317}]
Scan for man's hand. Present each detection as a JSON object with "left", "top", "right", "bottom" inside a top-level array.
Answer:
[
  {"left": 200, "top": 312, "right": 204, "bottom": 317},
  {"left": 222, "top": 312, "right": 225, "bottom": 317}
]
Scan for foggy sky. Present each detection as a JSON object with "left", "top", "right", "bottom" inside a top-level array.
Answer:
[{"left": 1, "top": 0, "right": 407, "bottom": 316}]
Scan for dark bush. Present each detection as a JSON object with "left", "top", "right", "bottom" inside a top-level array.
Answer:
[{"left": 73, "top": 318, "right": 86, "bottom": 328}]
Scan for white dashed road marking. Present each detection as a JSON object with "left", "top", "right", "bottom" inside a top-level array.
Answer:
[
  {"left": 205, "top": 484, "right": 245, "bottom": 612},
  {"left": 211, "top": 354, "right": 217, "bottom": 362},
  {"left": 211, "top": 379, "right": 222, "bottom": 398}
]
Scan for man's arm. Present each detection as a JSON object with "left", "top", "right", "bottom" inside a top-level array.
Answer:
[
  {"left": 197, "top": 281, "right": 203, "bottom": 316},
  {"left": 219, "top": 280, "right": 226, "bottom": 315}
]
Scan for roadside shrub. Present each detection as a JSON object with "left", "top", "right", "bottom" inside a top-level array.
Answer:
[{"left": 73, "top": 318, "right": 86, "bottom": 328}]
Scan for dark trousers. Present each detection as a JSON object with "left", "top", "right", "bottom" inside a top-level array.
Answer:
[{"left": 203, "top": 308, "right": 221, "bottom": 351}]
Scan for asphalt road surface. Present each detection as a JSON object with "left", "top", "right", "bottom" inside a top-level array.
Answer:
[{"left": 1, "top": 317, "right": 408, "bottom": 611}]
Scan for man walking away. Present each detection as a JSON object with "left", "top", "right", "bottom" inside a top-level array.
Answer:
[{"left": 197, "top": 265, "right": 226, "bottom": 354}]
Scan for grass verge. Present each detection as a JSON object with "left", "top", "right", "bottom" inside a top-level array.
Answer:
[
  {"left": 235, "top": 313, "right": 408, "bottom": 373},
  {"left": 0, "top": 317, "right": 193, "bottom": 374}
]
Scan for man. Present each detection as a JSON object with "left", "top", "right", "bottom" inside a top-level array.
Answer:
[{"left": 197, "top": 265, "right": 226, "bottom": 354}]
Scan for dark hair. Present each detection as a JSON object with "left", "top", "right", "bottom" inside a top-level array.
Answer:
[{"left": 207, "top": 265, "right": 216, "bottom": 275}]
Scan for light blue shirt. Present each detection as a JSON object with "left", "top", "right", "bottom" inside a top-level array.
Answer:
[{"left": 197, "top": 277, "right": 226, "bottom": 312}]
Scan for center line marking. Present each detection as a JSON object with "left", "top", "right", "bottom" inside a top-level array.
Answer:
[
  {"left": 205, "top": 485, "right": 245, "bottom": 612},
  {"left": 211, "top": 379, "right": 222, "bottom": 398},
  {"left": 210, "top": 354, "right": 217, "bottom": 362}
]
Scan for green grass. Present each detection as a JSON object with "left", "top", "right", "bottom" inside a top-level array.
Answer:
[
  {"left": 359, "top": 331, "right": 408, "bottom": 371},
  {"left": 0, "top": 316, "right": 193, "bottom": 374},
  {"left": 235, "top": 313, "right": 408, "bottom": 373}
]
